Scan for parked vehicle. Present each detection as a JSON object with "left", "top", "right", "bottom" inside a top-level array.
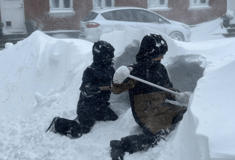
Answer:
[
  {"left": 221, "top": 0, "right": 235, "bottom": 33},
  {"left": 79, "top": 7, "right": 191, "bottom": 42}
]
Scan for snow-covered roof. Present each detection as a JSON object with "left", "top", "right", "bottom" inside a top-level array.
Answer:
[{"left": 91, "top": 6, "right": 153, "bottom": 13}]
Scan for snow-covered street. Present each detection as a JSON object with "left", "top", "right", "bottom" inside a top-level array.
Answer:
[{"left": 0, "top": 18, "right": 235, "bottom": 160}]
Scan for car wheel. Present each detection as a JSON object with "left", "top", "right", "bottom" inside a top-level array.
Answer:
[{"left": 169, "top": 32, "right": 185, "bottom": 41}]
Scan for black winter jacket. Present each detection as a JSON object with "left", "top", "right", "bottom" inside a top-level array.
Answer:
[
  {"left": 112, "top": 61, "right": 186, "bottom": 135},
  {"left": 77, "top": 62, "right": 115, "bottom": 114}
]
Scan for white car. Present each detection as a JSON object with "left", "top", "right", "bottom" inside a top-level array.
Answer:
[{"left": 80, "top": 7, "right": 191, "bottom": 42}]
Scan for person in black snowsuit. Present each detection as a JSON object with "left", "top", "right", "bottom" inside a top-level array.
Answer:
[
  {"left": 109, "top": 34, "right": 190, "bottom": 160},
  {"left": 46, "top": 40, "right": 118, "bottom": 138}
]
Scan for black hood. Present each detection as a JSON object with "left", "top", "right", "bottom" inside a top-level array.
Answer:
[
  {"left": 92, "top": 40, "right": 115, "bottom": 67},
  {"left": 136, "top": 34, "right": 168, "bottom": 65}
]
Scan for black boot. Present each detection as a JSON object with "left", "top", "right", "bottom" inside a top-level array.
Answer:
[
  {"left": 65, "top": 120, "right": 83, "bottom": 138},
  {"left": 46, "top": 117, "right": 83, "bottom": 138},
  {"left": 46, "top": 117, "right": 59, "bottom": 133},
  {"left": 110, "top": 140, "right": 125, "bottom": 160}
]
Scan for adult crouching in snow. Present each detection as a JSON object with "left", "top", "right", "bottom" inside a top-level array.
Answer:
[
  {"left": 46, "top": 40, "right": 118, "bottom": 138},
  {"left": 110, "top": 34, "right": 191, "bottom": 160}
]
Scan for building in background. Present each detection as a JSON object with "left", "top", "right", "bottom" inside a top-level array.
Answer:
[
  {"left": 221, "top": 0, "right": 235, "bottom": 34},
  {"left": 0, "top": 0, "right": 91, "bottom": 37},
  {"left": 0, "top": 0, "right": 226, "bottom": 37}
]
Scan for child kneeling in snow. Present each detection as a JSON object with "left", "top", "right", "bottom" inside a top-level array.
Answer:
[
  {"left": 46, "top": 40, "right": 118, "bottom": 138},
  {"left": 109, "top": 34, "right": 191, "bottom": 160}
]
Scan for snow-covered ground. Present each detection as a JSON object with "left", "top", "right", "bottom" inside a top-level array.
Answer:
[
  {"left": 0, "top": 18, "right": 235, "bottom": 160},
  {"left": 190, "top": 18, "right": 227, "bottom": 41}
]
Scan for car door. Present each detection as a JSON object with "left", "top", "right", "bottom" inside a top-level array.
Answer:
[
  {"left": 133, "top": 9, "right": 166, "bottom": 34},
  {"left": 112, "top": 10, "right": 138, "bottom": 31}
]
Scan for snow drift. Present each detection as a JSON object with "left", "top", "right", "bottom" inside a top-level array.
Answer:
[
  {"left": 102, "top": 26, "right": 235, "bottom": 160},
  {"left": 0, "top": 24, "right": 235, "bottom": 160}
]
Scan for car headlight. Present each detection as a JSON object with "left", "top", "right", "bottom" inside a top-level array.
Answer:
[{"left": 181, "top": 24, "right": 190, "bottom": 29}]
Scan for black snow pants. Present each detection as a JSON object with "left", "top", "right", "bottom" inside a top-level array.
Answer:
[
  {"left": 117, "top": 128, "right": 170, "bottom": 155},
  {"left": 120, "top": 134, "right": 160, "bottom": 153},
  {"left": 54, "top": 102, "right": 118, "bottom": 138},
  {"left": 110, "top": 112, "right": 185, "bottom": 157}
]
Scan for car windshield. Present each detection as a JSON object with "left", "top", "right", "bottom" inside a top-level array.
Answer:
[{"left": 83, "top": 11, "right": 98, "bottom": 21}]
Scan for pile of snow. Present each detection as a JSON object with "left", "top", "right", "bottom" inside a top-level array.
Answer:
[
  {"left": 225, "top": 11, "right": 234, "bottom": 18},
  {"left": 190, "top": 18, "right": 227, "bottom": 41},
  {"left": 0, "top": 18, "right": 235, "bottom": 160},
  {"left": 101, "top": 26, "right": 235, "bottom": 160}
]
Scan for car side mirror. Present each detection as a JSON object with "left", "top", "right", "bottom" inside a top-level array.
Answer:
[{"left": 159, "top": 18, "right": 163, "bottom": 23}]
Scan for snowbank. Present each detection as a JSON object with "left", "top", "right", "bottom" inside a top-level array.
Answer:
[
  {"left": 157, "top": 39, "right": 235, "bottom": 160},
  {"left": 0, "top": 31, "right": 93, "bottom": 118},
  {"left": 190, "top": 18, "right": 227, "bottom": 42},
  {"left": 0, "top": 24, "right": 235, "bottom": 160},
  {"left": 102, "top": 27, "right": 235, "bottom": 160}
]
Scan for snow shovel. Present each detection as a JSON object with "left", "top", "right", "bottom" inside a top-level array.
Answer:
[
  {"left": 128, "top": 75, "right": 181, "bottom": 96},
  {"left": 114, "top": 66, "right": 181, "bottom": 96}
]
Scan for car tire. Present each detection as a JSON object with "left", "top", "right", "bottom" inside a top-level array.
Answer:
[{"left": 169, "top": 32, "right": 185, "bottom": 41}]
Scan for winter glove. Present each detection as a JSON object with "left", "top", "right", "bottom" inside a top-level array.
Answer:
[
  {"left": 175, "top": 91, "right": 192, "bottom": 104},
  {"left": 113, "top": 66, "right": 130, "bottom": 84}
]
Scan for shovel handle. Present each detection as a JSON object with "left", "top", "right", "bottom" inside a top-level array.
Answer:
[{"left": 128, "top": 75, "right": 180, "bottom": 96}]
